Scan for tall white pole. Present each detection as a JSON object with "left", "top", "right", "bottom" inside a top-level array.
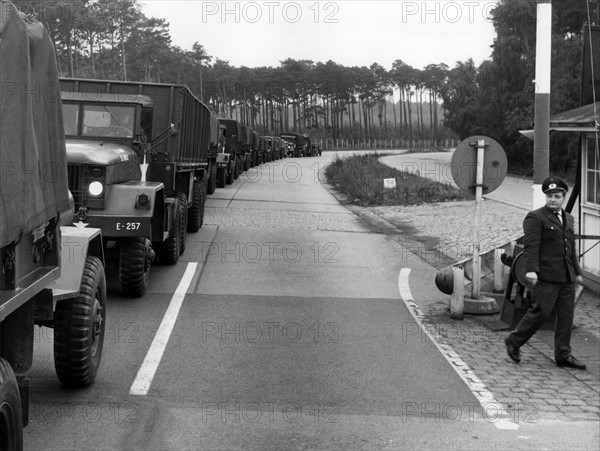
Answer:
[
  {"left": 471, "top": 139, "right": 486, "bottom": 299},
  {"left": 533, "top": 0, "right": 552, "bottom": 209}
]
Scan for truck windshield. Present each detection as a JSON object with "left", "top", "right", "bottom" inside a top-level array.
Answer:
[
  {"left": 62, "top": 103, "right": 79, "bottom": 136},
  {"left": 80, "top": 105, "right": 136, "bottom": 138}
]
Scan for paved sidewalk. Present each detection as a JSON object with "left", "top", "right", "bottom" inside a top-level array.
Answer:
[{"left": 372, "top": 153, "right": 600, "bottom": 424}]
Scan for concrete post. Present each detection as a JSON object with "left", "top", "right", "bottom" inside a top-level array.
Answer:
[{"left": 450, "top": 266, "right": 465, "bottom": 320}]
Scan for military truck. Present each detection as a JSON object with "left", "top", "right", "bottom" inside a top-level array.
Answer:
[
  {"left": 216, "top": 118, "right": 244, "bottom": 186},
  {"left": 264, "top": 136, "right": 283, "bottom": 160},
  {"left": 1, "top": 5, "right": 106, "bottom": 449},
  {"left": 256, "top": 136, "right": 267, "bottom": 164},
  {"left": 250, "top": 131, "right": 260, "bottom": 166},
  {"left": 280, "top": 132, "right": 308, "bottom": 157},
  {"left": 241, "top": 125, "right": 253, "bottom": 171},
  {"left": 206, "top": 114, "right": 221, "bottom": 195},
  {"left": 59, "top": 78, "right": 214, "bottom": 297}
]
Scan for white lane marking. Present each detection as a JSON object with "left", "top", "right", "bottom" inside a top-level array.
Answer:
[
  {"left": 129, "top": 262, "right": 198, "bottom": 396},
  {"left": 398, "top": 268, "right": 519, "bottom": 430}
]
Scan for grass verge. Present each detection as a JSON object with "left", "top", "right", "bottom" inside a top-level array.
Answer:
[{"left": 324, "top": 153, "right": 466, "bottom": 206}]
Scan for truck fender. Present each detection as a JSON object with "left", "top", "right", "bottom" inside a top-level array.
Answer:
[
  {"left": 103, "top": 182, "right": 164, "bottom": 218},
  {"left": 50, "top": 227, "right": 104, "bottom": 301}
]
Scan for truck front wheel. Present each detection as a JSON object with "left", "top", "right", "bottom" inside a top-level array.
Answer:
[
  {"left": 0, "top": 357, "right": 23, "bottom": 451},
  {"left": 119, "top": 237, "right": 151, "bottom": 297},
  {"left": 54, "top": 255, "right": 106, "bottom": 387},
  {"left": 226, "top": 163, "right": 234, "bottom": 185},
  {"left": 217, "top": 168, "right": 226, "bottom": 188},
  {"left": 207, "top": 163, "right": 217, "bottom": 194},
  {"left": 156, "top": 199, "right": 182, "bottom": 265}
]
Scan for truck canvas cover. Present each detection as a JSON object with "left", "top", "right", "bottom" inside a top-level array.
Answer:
[{"left": 0, "top": 3, "right": 70, "bottom": 246}]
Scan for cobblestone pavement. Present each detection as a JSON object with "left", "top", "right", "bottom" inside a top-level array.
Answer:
[{"left": 205, "top": 206, "right": 366, "bottom": 232}]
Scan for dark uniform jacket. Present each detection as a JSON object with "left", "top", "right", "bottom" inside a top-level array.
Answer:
[{"left": 523, "top": 206, "right": 581, "bottom": 284}]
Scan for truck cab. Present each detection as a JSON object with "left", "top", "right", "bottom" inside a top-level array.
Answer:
[{"left": 61, "top": 92, "right": 164, "bottom": 298}]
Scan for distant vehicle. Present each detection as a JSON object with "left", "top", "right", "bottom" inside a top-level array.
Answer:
[{"left": 280, "top": 132, "right": 308, "bottom": 157}]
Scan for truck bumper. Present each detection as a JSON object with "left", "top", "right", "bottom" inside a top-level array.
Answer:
[{"left": 73, "top": 215, "right": 152, "bottom": 238}]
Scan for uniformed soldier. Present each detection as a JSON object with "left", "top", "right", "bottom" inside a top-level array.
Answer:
[{"left": 505, "top": 176, "right": 585, "bottom": 369}]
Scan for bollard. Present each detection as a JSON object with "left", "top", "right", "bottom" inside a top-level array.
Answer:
[
  {"left": 450, "top": 266, "right": 464, "bottom": 320},
  {"left": 493, "top": 248, "right": 505, "bottom": 293}
]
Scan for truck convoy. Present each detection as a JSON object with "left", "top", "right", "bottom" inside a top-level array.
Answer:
[
  {"left": 1, "top": 5, "right": 106, "bottom": 449},
  {"left": 59, "top": 78, "right": 218, "bottom": 297}
]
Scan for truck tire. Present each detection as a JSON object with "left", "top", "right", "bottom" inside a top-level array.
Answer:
[
  {"left": 226, "top": 163, "right": 234, "bottom": 185},
  {"left": 156, "top": 199, "right": 181, "bottom": 265},
  {"left": 119, "top": 237, "right": 151, "bottom": 297},
  {"left": 0, "top": 357, "right": 23, "bottom": 451},
  {"left": 54, "top": 255, "right": 106, "bottom": 388},
  {"left": 178, "top": 193, "right": 187, "bottom": 254},
  {"left": 207, "top": 163, "right": 217, "bottom": 195},
  {"left": 217, "top": 168, "right": 226, "bottom": 188},
  {"left": 187, "top": 181, "right": 205, "bottom": 233}
]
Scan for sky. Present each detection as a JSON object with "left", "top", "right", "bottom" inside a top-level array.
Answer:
[{"left": 140, "top": 0, "right": 499, "bottom": 70}]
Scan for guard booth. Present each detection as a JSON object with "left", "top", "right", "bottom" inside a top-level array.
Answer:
[
  {"left": 549, "top": 103, "right": 600, "bottom": 293},
  {"left": 548, "top": 24, "right": 599, "bottom": 293}
]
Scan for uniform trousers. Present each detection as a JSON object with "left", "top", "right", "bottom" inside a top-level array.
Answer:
[{"left": 508, "top": 280, "right": 575, "bottom": 361}]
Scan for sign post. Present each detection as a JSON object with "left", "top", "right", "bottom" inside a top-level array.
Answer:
[
  {"left": 449, "top": 135, "right": 507, "bottom": 314},
  {"left": 471, "top": 139, "right": 487, "bottom": 299}
]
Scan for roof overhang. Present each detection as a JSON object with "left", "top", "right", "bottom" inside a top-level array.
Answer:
[{"left": 520, "top": 101, "right": 600, "bottom": 139}]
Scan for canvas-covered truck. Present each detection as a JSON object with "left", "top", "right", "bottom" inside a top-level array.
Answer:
[
  {"left": 280, "top": 132, "right": 307, "bottom": 157},
  {"left": 250, "top": 130, "right": 260, "bottom": 166},
  {"left": 217, "top": 118, "right": 244, "bottom": 186},
  {"left": 241, "top": 125, "right": 254, "bottom": 170},
  {"left": 59, "top": 78, "right": 214, "bottom": 297},
  {"left": 206, "top": 113, "right": 221, "bottom": 195},
  {"left": 1, "top": 5, "right": 106, "bottom": 449}
]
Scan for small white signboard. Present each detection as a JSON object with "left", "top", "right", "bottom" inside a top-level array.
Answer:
[{"left": 383, "top": 178, "right": 397, "bottom": 189}]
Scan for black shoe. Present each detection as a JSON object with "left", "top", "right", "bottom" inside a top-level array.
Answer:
[
  {"left": 505, "top": 337, "right": 520, "bottom": 363},
  {"left": 556, "top": 356, "right": 586, "bottom": 370}
]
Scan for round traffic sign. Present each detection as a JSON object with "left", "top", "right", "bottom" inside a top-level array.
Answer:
[{"left": 450, "top": 135, "right": 507, "bottom": 197}]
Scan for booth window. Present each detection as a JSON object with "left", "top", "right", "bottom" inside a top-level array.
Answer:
[{"left": 586, "top": 137, "right": 600, "bottom": 206}]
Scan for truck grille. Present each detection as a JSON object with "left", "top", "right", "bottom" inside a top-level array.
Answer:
[{"left": 68, "top": 164, "right": 85, "bottom": 207}]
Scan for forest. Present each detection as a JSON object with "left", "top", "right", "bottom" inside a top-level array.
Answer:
[{"left": 11, "top": 0, "right": 599, "bottom": 174}]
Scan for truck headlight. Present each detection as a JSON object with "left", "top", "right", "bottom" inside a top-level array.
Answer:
[{"left": 88, "top": 181, "right": 104, "bottom": 196}]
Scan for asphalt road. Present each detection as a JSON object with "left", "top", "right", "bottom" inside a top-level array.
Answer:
[{"left": 23, "top": 152, "right": 594, "bottom": 450}]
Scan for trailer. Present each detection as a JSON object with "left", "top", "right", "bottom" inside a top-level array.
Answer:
[
  {"left": 1, "top": 6, "right": 106, "bottom": 449},
  {"left": 59, "top": 78, "right": 215, "bottom": 296}
]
